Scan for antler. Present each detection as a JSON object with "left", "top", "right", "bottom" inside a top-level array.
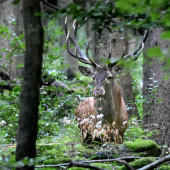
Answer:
[
  {"left": 108, "top": 29, "right": 149, "bottom": 67},
  {"left": 65, "top": 17, "right": 97, "bottom": 68}
]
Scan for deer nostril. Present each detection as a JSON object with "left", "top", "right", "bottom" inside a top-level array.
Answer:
[
  {"left": 95, "top": 88, "right": 102, "bottom": 93},
  {"left": 93, "top": 87, "right": 105, "bottom": 96}
]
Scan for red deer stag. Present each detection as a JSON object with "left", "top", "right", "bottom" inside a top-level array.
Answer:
[{"left": 65, "top": 17, "right": 149, "bottom": 144}]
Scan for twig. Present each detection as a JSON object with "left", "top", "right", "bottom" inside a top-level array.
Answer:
[
  {"left": 40, "top": 0, "right": 59, "bottom": 11},
  {"left": 138, "top": 155, "right": 170, "bottom": 170},
  {"left": 81, "top": 157, "right": 152, "bottom": 163},
  {"left": 35, "top": 163, "right": 70, "bottom": 168},
  {"left": 160, "top": 84, "right": 170, "bottom": 91},
  {"left": 69, "top": 160, "right": 107, "bottom": 170},
  {"left": 115, "top": 160, "right": 135, "bottom": 170}
]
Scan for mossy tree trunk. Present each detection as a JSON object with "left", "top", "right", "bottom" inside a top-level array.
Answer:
[{"left": 15, "top": 1, "right": 44, "bottom": 170}]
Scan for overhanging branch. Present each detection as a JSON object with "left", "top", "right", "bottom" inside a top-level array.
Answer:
[{"left": 40, "top": 0, "right": 59, "bottom": 11}]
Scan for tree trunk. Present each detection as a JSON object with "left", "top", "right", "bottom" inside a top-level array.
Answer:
[
  {"left": 16, "top": 1, "right": 43, "bottom": 170},
  {"left": 143, "top": 27, "right": 170, "bottom": 146}
]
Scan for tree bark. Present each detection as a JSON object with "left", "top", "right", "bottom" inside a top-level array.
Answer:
[
  {"left": 143, "top": 27, "right": 170, "bottom": 146},
  {"left": 15, "top": 1, "right": 43, "bottom": 170}
]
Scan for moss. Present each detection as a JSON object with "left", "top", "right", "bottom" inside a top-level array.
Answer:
[
  {"left": 125, "top": 140, "right": 160, "bottom": 152},
  {"left": 43, "top": 159, "right": 59, "bottom": 165},
  {"left": 72, "top": 157, "right": 88, "bottom": 162},
  {"left": 117, "top": 157, "right": 156, "bottom": 170},
  {"left": 68, "top": 163, "right": 112, "bottom": 170},
  {"left": 43, "top": 157, "right": 71, "bottom": 165},
  {"left": 113, "top": 153, "right": 119, "bottom": 158},
  {"left": 159, "top": 165, "right": 170, "bottom": 170},
  {"left": 91, "top": 163, "right": 113, "bottom": 169},
  {"left": 68, "top": 168, "right": 87, "bottom": 170}
]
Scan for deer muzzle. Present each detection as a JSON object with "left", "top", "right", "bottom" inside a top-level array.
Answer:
[{"left": 93, "top": 87, "right": 105, "bottom": 97}]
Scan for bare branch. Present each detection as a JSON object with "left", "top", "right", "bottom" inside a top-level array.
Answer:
[
  {"left": 0, "top": 68, "right": 9, "bottom": 80},
  {"left": 138, "top": 155, "right": 170, "bottom": 170},
  {"left": 115, "top": 160, "right": 135, "bottom": 170},
  {"left": 40, "top": 0, "right": 59, "bottom": 11},
  {"left": 69, "top": 161, "right": 108, "bottom": 170},
  {"left": 35, "top": 163, "right": 70, "bottom": 169}
]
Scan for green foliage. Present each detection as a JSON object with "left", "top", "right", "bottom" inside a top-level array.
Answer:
[
  {"left": 0, "top": 15, "right": 25, "bottom": 144},
  {"left": 69, "top": 168, "right": 86, "bottom": 170}
]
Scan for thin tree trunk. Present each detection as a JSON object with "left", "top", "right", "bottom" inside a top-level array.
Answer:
[
  {"left": 16, "top": 1, "right": 43, "bottom": 170},
  {"left": 143, "top": 27, "right": 170, "bottom": 146},
  {"left": 0, "top": 0, "right": 24, "bottom": 79}
]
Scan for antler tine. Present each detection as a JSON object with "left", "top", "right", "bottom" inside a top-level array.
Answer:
[
  {"left": 108, "top": 46, "right": 125, "bottom": 67},
  {"left": 122, "top": 46, "right": 126, "bottom": 58},
  {"left": 108, "top": 44, "right": 112, "bottom": 59},
  {"left": 73, "top": 19, "right": 78, "bottom": 39},
  {"left": 65, "top": 17, "right": 97, "bottom": 67},
  {"left": 78, "top": 17, "right": 88, "bottom": 30},
  {"left": 123, "top": 29, "right": 149, "bottom": 60},
  {"left": 65, "top": 17, "right": 68, "bottom": 35},
  {"left": 108, "top": 29, "right": 149, "bottom": 68},
  {"left": 66, "top": 30, "right": 78, "bottom": 59},
  {"left": 86, "top": 42, "right": 98, "bottom": 67}
]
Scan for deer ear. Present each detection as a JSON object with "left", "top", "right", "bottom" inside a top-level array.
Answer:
[
  {"left": 113, "top": 65, "right": 124, "bottom": 75},
  {"left": 78, "top": 66, "right": 94, "bottom": 76}
]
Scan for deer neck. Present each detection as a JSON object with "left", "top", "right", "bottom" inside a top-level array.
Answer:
[{"left": 94, "top": 79, "right": 122, "bottom": 124}]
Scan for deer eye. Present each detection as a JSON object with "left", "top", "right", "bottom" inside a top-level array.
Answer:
[
  {"left": 107, "top": 76, "right": 112, "bottom": 80},
  {"left": 92, "top": 77, "right": 95, "bottom": 80}
]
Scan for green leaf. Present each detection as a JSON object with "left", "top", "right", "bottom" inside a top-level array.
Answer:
[
  {"left": 19, "top": 43, "right": 25, "bottom": 49},
  {"left": 158, "top": 99, "right": 162, "bottom": 102},
  {"left": 12, "top": 0, "right": 20, "bottom": 5},
  {"left": 92, "top": 12, "right": 102, "bottom": 16},
  {"left": 161, "top": 12, "right": 170, "bottom": 27},
  {"left": 160, "top": 31, "right": 170, "bottom": 40},
  {"left": 147, "top": 47, "right": 162, "bottom": 58},
  {"left": 6, "top": 53, "right": 11, "bottom": 60},
  {"left": 15, "top": 63, "right": 24, "bottom": 69},
  {"left": 35, "top": 12, "right": 44, "bottom": 17}
]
